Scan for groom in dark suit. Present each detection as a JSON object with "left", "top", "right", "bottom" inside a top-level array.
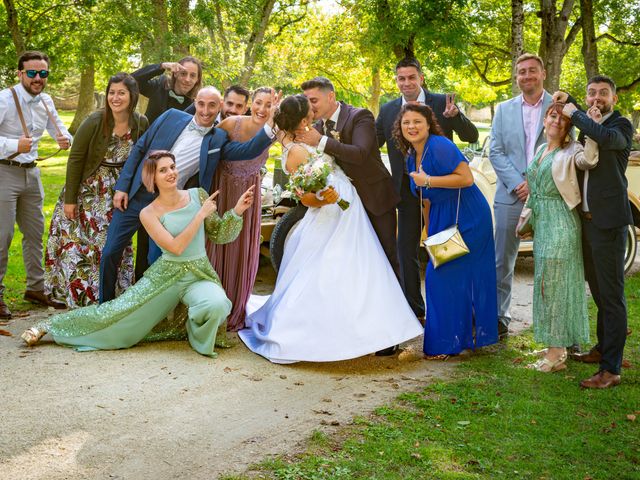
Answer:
[
  {"left": 100, "top": 86, "right": 274, "bottom": 302},
  {"left": 296, "top": 77, "right": 400, "bottom": 276},
  {"left": 376, "top": 57, "right": 478, "bottom": 322}
]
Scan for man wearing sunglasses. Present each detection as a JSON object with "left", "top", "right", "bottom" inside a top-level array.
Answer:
[{"left": 0, "top": 50, "right": 72, "bottom": 319}]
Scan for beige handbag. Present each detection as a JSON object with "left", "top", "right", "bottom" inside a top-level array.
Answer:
[{"left": 421, "top": 189, "right": 470, "bottom": 268}]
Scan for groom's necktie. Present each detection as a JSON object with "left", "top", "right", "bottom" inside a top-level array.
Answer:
[{"left": 324, "top": 119, "right": 335, "bottom": 136}]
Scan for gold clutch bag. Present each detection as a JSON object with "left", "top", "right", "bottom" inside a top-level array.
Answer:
[
  {"left": 423, "top": 224, "right": 470, "bottom": 268},
  {"left": 517, "top": 208, "right": 533, "bottom": 236},
  {"left": 420, "top": 189, "right": 470, "bottom": 268}
]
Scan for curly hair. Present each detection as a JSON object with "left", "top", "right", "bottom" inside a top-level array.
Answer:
[
  {"left": 273, "top": 94, "right": 310, "bottom": 137},
  {"left": 392, "top": 103, "right": 445, "bottom": 156}
]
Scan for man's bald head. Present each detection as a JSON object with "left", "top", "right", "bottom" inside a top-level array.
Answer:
[{"left": 194, "top": 86, "right": 222, "bottom": 127}]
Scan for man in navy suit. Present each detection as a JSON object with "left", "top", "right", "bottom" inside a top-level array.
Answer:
[
  {"left": 556, "top": 76, "right": 634, "bottom": 389},
  {"left": 99, "top": 86, "right": 274, "bottom": 302},
  {"left": 376, "top": 57, "right": 478, "bottom": 322}
]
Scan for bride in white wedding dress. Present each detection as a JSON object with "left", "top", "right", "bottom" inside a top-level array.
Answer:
[{"left": 238, "top": 94, "right": 422, "bottom": 363}]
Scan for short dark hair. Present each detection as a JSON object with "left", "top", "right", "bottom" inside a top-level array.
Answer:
[
  {"left": 273, "top": 94, "right": 309, "bottom": 136},
  {"left": 301, "top": 76, "right": 334, "bottom": 92},
  {"left": 18, "top": 51, "right": 49, "bottom": 70},
  {"left": 395, "top": 57, "right": 422, "bottom": 74},
  {"left": 587, "top": 74, "right": 617, "bottom": 93},
  {"left": 224, "top": 85, "right": 251, "bottom": 102},
  {"left": 142, "top": 150, "right": 175, "bottom": 193},
  {"left": 103, "top": 72, "right": 140, "bottom": 137}
]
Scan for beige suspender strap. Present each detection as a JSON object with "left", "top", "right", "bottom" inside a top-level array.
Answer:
[
  {"left": 40, "top": 96, "right": 63, "bottom": 137},
  {"left": 8, "top": 87, "right": 63, "bottom": 162}
]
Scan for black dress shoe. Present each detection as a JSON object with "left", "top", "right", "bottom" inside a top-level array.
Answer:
[
  {"left": 0, "top": 299, "right": 11, "bottom": 319},
  {"left": 498, "top": 322, "right": 509, "bottom": 340},
  {"left": 24, "top": 290, "right": 66, "bottom": 309},
  {"left": 376, "top": 345, "right": 399, "bottom": 356}
]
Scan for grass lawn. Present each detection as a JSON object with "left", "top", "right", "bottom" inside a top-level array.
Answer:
[{"left": 224, "top": 276, "right": 640, "bottom": 480}]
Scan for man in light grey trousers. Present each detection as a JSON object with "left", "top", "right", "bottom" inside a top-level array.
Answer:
[
  {"left": 489, "top": 53, "right": 552, "bottom": 338},
  {"left": 0, "top": 51, "right": 71, "bottom": 318}
]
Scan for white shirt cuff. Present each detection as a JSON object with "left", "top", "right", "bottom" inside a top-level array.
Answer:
[
  {"left": 318, "top": 135, "right": 329, "bottom": 153},
  {"left": 263, "top": 124, "right": 275, "bottom": 139}
]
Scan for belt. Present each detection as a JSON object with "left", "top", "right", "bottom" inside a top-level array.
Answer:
[
  {"left": 0, "top": 159, "right": 37, "bottom": 168},
  {"left": 580, "top": 211, "right": 593, "bottom": 221}
]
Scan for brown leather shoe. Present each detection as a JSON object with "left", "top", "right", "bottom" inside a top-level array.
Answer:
[
  {"left": 24, "top": 290, "right": 66, "bottom": 309},
  {"left": 570, "top": 346, "right": 601, "bottom": 363},
  {"left": 0, "top": 298, "right": 11, "bottom": 319},
  {"left": 580, "top": 370, "right": 621, "bottom": 389}
]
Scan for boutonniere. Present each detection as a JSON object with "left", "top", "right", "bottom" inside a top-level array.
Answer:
[{"left": 329, "top": 129, "right": 341, "bottom": 142}]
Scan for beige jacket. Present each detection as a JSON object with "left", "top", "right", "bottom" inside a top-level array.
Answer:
[{"left": 522, "top": 138, "right": 599, "bottom": 217}]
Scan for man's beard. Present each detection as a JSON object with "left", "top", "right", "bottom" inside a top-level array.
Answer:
[
  {"left": 23, "top": 80, "right": 45, "bottom": 96},
  {"left": 596, "top": 103, "right": 613, "bottom": 115}
]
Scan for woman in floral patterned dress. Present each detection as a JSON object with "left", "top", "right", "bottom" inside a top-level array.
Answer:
[{"left": 44, "top": 73, "right": 148, "bottom": 307}]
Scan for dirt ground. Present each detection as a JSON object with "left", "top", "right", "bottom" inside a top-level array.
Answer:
[{"left": 0, "top": 258, "right": 540, "bottom": 479}]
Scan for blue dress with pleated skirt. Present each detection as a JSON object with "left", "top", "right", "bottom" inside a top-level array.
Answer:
[{"left": 408, "top": 134, "right": 498, "bottom": 355}]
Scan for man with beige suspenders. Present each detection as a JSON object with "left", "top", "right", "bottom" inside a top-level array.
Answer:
[{"left": 0, "top": 51, "right": 72, "bottom": 318}]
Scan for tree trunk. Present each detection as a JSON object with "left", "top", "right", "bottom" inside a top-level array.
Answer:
[
  {"left": 368, "top": 68, "right": 381, "bottom": 117},
  {"left": 170, "top": 0, "right": 190, "bottom": 56},
  {"left": 632, "top": 109, "right": 640, "bottom": 131},
  {"left": 538, "top": 0, "right": 581, "bottom": 92},
  {"left": 143, "top": 0, "right": 170, "bottom": 63},
  {"left": 69, "top": 54, "right": 95, "bottom": 134},
  {"left": 3, "top": 0, "right": 26, "bottom": 55},
  {"left": 239, "top": 0, "right": 277, "bottom": 85},
  {"left": 511, "top": 0, "right": 525, "bottom": 96},
  {"left": 580, "top": 0, "right": 598, "bottom": 79}
]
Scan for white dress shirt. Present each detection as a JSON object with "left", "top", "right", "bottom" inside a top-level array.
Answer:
[
  {"left": 318, "top": 103, "right": 342, "bottom": 153},
  {"left": 0, "top": 83, "right": 72, "bottom": 163},
  {"left": 401, "top": 89, "right": 426, "bottom": 105},
  {"left": 171, "top": 120, "right": 212, "bottom": 188}
]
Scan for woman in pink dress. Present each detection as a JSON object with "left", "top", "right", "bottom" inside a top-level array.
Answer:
[{"left": 206, "top": 87, "right": 274, "bottom": 331}]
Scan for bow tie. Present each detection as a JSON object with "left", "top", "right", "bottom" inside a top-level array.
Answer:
[
  {"left": 187, "top": 121, "right": 210, "bottom": 136},
  {"left": 168, "top": 90, "right": 185, "bottom": 104},
  {"left": 28, "top": 95, "right": 41, "bottom": 105}
]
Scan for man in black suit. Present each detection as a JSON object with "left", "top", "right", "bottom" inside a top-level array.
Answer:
[
  {"left": 555, "top": 76, "right": 634, "bottom": 389},
  {"left": 375, "top": 57, "right": 478, "bottom": 321}
]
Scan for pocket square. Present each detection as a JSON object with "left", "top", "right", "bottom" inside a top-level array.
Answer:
[{"left": 208, "top": 148, "right": 221, "bottom": 154}]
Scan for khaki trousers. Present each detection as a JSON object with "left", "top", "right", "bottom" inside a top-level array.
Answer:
[{"left": 0, "top": 164, "right": 45, "bottom": 296}]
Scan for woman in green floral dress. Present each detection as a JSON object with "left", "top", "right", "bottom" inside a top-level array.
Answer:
[
  {"left": 22, "top": 151, "right": 255, "bottom": 357},
  {"left": 517, "top": 103, "right": 599, "bottom": 372},
  {"left": 44, "top": 73, "right": 148, "bottom": 307}
]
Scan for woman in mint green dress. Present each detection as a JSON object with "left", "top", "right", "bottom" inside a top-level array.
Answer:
[
  {"left": 21, "top": 151, "right": 255, "bottom": 357},
  {"left": 517, "top": 103, "right": 599, "bottom": 372}
]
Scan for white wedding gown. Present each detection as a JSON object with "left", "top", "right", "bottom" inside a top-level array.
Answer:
[{"left": 238, "top": 144, "right": 423, "bottom": 363}]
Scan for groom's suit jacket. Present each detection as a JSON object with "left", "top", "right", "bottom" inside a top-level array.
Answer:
[
  {"left": 315, "top": 101, "right": 399, "bottom": 216},
  {"left": 115, "top": 108, "right": 272, "bottom": 198}
]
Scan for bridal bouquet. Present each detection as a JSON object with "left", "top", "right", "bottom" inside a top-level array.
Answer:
[{"left": 286, "top": 155, "right": 350, "bottom": 210}]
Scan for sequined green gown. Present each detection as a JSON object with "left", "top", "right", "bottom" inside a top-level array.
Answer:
[
  {"left": 526, "top": 148, "right": 589, "bottom": 346},
  {"left": 40, "top": 188, "right": 243, "bottom": 357}
]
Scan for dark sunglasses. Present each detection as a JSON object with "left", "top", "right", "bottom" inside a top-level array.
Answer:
[{"left": 23, "top": 70, "right": 49, "bottom": 79}]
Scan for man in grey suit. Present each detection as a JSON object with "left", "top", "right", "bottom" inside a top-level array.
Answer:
[{"left": 489, "top": 53, "right": 552, "bottom": 338}]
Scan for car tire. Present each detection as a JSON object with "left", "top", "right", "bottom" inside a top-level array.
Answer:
[
  {"left": 625, "top": 224, "right": 637, "bottom": 274},
  {"left": 269, "top": 204, "right": 308, "bottom": 273}
]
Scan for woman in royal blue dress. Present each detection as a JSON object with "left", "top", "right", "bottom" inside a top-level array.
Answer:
[{"left": 393, "top": 103, "right": 498, "bottom": 357}]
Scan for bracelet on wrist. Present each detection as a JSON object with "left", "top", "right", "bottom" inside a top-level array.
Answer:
[{"left": 424, "top": 175, "right": 431, "bottom": 188}]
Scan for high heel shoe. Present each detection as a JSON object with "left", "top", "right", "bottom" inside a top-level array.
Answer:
[
  {"left": 21, "top": 327, "right": 46, "bottom": 346},
  {"left": 527, "top": 351, "right": 567, "bottom": 373}
]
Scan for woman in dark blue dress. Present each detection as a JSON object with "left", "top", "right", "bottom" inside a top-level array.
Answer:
[{"left": 393, "top": 103, "right": 497, "bottom": 356}]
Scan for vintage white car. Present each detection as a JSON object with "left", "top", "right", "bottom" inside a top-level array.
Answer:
[{"left": 261, "top": 144, "right": 640, "bottom": 273}]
